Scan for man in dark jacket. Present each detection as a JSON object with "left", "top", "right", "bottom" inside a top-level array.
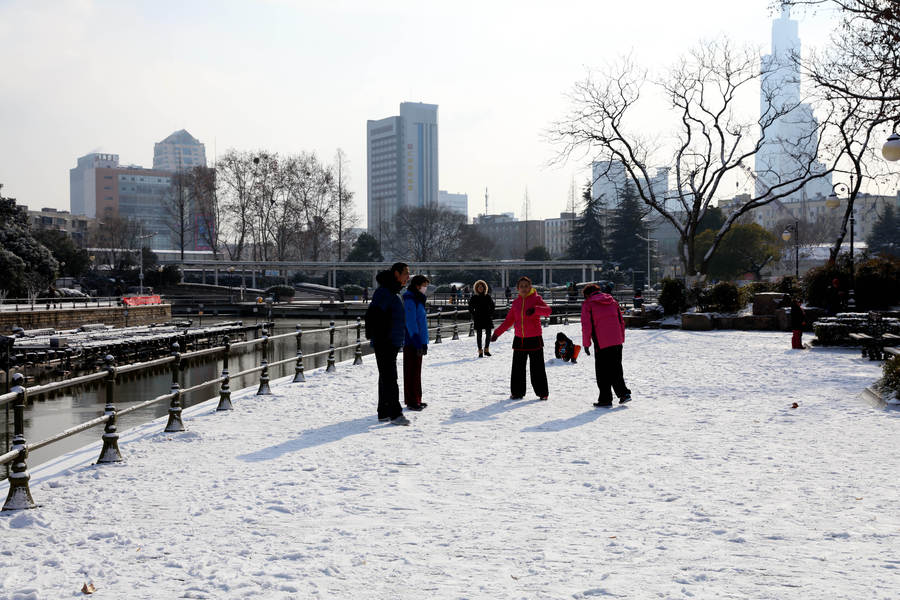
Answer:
[{"left": 369, "top": 262, "right": 410, "bottom": 425}]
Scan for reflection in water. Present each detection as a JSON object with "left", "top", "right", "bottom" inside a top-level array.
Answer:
[{"left": 2, "top": 318, "right": 372, "bottom": 474}]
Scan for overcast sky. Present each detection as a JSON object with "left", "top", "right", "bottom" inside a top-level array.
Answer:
[{"left": 0, "top": 0, "right": 838, "bottom": 224}]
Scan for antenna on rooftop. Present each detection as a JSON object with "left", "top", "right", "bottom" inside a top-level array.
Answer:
[
  {"left": 484, "top": 187, "right": 489, "bottom": 216},
  {"left": 569, "top": 176, "right": 576, "bottom": 215}
]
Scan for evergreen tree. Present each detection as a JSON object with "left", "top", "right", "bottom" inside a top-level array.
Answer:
[
  {"left": 340, "top": 232, "right": 384, "bottom": 287},
  {"left": 608, "top": 181, "right": 649, "bottom": 272},
  {"left": 695, "top": 223, "right": 780, "bottom": 281},
  {"left": 346, "top": 233, "right": 384, "bottom": 262},
  {"left": 33, "top": 229, "right": 91, "bottom": 278},
  {"left": 524, "top": 245, "right": 551, "bottom": 261},
  {"left": 0, "top": 185, "right": 58, "bottom": 296},
  {"left": 697, "top": 206, "right": 725, "bottom": 233},
  {"left": 566, "top": 181, "right": 608, "bottom": 261},
  {"left": 867, "top": 205, "right": 900, "bottom": 257}
]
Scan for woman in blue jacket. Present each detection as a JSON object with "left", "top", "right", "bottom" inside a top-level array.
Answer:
[{"left": 403, "top": 274, "right": 430, "bottom": 410}]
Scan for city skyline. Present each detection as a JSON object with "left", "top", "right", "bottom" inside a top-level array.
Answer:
[{"left": 0, "top": 0, "right": 839, "bottom": 226}]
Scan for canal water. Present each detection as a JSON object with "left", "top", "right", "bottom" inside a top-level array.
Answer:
[{"left": 2, "top": 317, "right": 372, "bottom": 476}]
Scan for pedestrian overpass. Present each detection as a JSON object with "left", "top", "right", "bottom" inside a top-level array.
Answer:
[{"left": 155, "top": 259, "right": 611, "bottom": 290}]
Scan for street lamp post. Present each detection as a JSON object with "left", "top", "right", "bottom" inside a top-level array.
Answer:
[
  {"left": 136, "top": 227, "right": 156, "bottom": 296},
  {"left": 635, "top": 230, "right": 658, "bottom": 289},
  {"left": 882, "top": 132, "right": 900, "bottom": 162},
  {"left": 782, "top": 219, "right": 799, "bottom": 281},
  {"left": 827, "top": 183, "right": 855, "bottom": 310}
]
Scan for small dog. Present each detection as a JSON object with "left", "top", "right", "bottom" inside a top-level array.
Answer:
[{"left": 554, "top": 332, "right": 581, "bottom": 364}]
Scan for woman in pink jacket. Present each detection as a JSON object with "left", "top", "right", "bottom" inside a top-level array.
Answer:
[
  {"left": 581, "top": 283, "right": 632, "bottom": 407},
  {"left": 491, "top": 276, "right": 553, "bottom": 400}
]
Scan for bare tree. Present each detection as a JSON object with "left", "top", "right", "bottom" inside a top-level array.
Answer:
[
  {"left": 259, "top": 154, "right": 300, "bottom": 262},
  {"left": 777, "top": 1, "right": 900, "bottom": 262},
  {"left": 191, "top": 165, "right": 220, "bottom": 258},
  {"left": 456, "top": 225, "right": 496, "bottom": 260},
  {"left": 91, "top": 215, "right": 140, "bottom": 269},
  {"left": 291, "top": 153, "right": 335, "bottom": 261},
  {"left": 391, "top": 206, "right": 465, "bottom": 261},
  {"left": 334, "top": 148, "right": 348, "bottom": 261},
  {"left": 165, "top": 170, "right": 192, "bottom": 261},
  {"left": 217, "top": 150, "right": 256, "bottom": 261},
  {"left": 551, "top": 39, "right": 837, "bottom": 277},
  {"left": 777, "top": 1, "right": 900, "bottom": 102},
  {"left": 248, "top": 152, "right": 283, "bottom": 262},
  {"left": 216, "top": 148, "right": 359, "bottom": 263}
]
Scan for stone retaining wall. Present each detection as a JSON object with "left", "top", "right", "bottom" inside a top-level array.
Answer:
[{"left": 0, "top": 304, "right": 171, "bottom": 333}]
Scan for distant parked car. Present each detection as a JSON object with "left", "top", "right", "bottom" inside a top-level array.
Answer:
[{"left": 57, "top": 288, "right": 88, "bottom": 298}]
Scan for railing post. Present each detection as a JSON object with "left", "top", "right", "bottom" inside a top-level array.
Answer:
[
  {"left": 353, "top": 317, "right": 363, "bottom": 365},
  {"left": 435, "top": 308, "right": 443, "bottom": 344},
  {"left": 97, "top": 354, "right": 123, "bottom": 463},
  {"left": 217, "top": 336, "right": 233, "bottom": 411},
  {"left": 293, "top": 325, "right": 306, "bottom": 382},
  {"left": 452, "top": 310, "right": 460, "bottom": 340},
  {"left": 165, "top": 342, "right": 185, "bottom": 432},
  {"left": 257, "top": 328, "right": 272, "bottom": 395},
  {"left": 2, "top": 373, "right": 36, "bottom": 511},
  {"left": 326, "top": 320, "right": 337, "bottom": 372}
]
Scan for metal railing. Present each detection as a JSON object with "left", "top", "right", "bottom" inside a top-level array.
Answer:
[
  {"left": 0, "top": 316, "right": 370, "bottom": 510},
  {"left": 1, "top": 305, "right": 590, "bottom": 511},
  {"left": 0, "top": 296, "right": 125, "bottom": 312}
]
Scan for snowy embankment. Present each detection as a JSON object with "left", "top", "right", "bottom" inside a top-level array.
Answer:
[{"left": 1, "top": 326, "right": 898, "bottom": 599}]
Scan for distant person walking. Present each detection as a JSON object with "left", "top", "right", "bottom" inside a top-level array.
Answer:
[
  {"left": 581, "top": 283, "right": 631, "bottom": 407},
  {"left": 403, "top": 274, "right": 430, "bottom": 411},
  {"left": 468, "top": 279, "right": 495, "bottom": 358},
  {"left": 505, "top": 285, "right": 512, "bottom": 305},
  {"left": 366, "top": 262, "right": 411, "bottom": 425},
  {"left": 826, "top": 278, "right": 844, "bottom": 316},
  {"left": 491, "top": 276, "right": 552, "bottom": 400},
  {"left": 789, "top": 297, "right": 807, "bottom": 350},
  {"left": 362, "top": 286, "right": 369, "bottom": 303}
]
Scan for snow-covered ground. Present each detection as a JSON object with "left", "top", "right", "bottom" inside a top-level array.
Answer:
[{"left": 1, "top": 325, "right": 898, "bottom": 599}]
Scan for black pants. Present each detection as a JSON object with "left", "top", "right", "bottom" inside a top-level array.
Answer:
[
  {"left": 375, "top": 345, "right": 402, "bottom": 419},
  {"left": 594, "top": 344, "right": 630, "bottom": 404},
  {"left": 511, "top": 349, "right": 549, "bottom": 398},
  {"left": 402, "top": 345, "right": 423, "bottom": 407},
  {"left": 475, "top": 327, "right": 492, "bottom": 350}
]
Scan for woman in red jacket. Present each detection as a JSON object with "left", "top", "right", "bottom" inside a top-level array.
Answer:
[
  {"left": 491, "top": 276, "right": 553, "bottom": 400},
  {"left": 581, "top": 283, "right": 631, "bottom": 407}
]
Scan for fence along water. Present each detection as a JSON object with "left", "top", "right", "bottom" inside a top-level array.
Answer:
[{"left": 1, "top": 305, "right": 583, "bottom": 511}]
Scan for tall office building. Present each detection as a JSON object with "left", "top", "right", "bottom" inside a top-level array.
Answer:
[
  {"left": 755, "top": 7, "right": 831, "bottom": 202},
  {"left": 591, "top": 160, "right": 669, "bottom": 209},
  {"left": 367, "top": 102, "right": 439, "bottom": 237},
  {"left": 69, "top": 151, "right": 195, "bottom": 250},
  {"left": 70, "top": 153, "right": 120, "bottom": 218},
  {"left": 438, "top": 190, "right": 468, "bottom": 219},
  {"left": 153, "top": 129, "right": 207, "bottom": 171}
]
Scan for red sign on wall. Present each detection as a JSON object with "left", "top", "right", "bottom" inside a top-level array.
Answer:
[{"left": 123, "top": 295, "right": 161, "bottom": 306}]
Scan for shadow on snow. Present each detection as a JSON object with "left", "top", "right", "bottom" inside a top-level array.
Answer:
[
  {"left": 522, "top": 405, "right": 628, "bottom": 433},
  {"left": 236, "top": 415, "right": 378, "bottom": 462},
  {"left": 442, "top": 397, "right": 543, "bottom": 424}
]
